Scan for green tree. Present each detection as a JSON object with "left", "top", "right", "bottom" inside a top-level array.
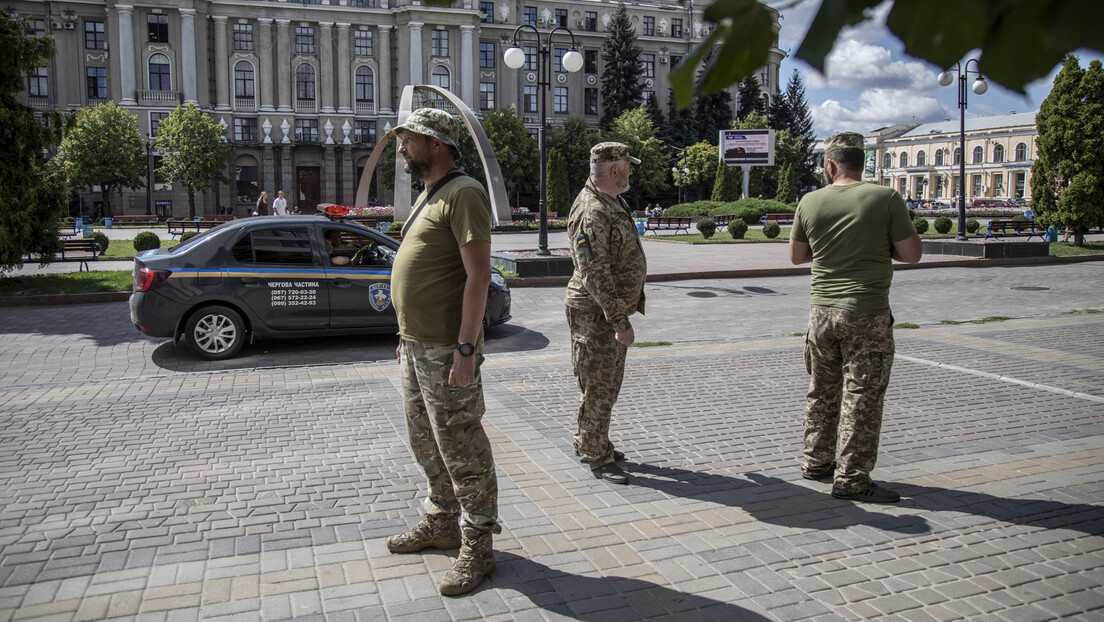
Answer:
[
  {"left": 1031, "top": 56, "right": 1104, "bottom": 246},
  {"left": 481, "top": 105, "right": 538, "bottom": 207},
  {"left": 643, "top": 91, "right": 665, "bottom": 129},
  {"left": 546, "top": 148, "right": 571, "bottom": 217},
  {"left": 155, "top": 103, "right": 236, "bottom": 218},
  {"left": 0, "top": 11, "right": 67, "bottom": 272},
  {"left": 736, "top": 76, "right": 764, "bottom": 121},
  {"left": 775, "top": 163, "right": 797, "bottom": 204},
  {"left": 663, "top": 89, "right": 697, "bottom": 150},
  {"left": 548, "top": 116, "right": 601, "bottom": 197},
  {"left": 606, "top": 106, "right": 669, "bottom": 210},
  {"left": 57, "top": 102, "right": 145, "bottom": 218},
  {"left": 599, "top": 3, "right": 644, "bottom": 131},
  {"left": 711, "top": 161, "right": 741, "bottom": 202},
  {"left": 455, "top": 123, "right": 486, "bottom": 188},
  {"left": 677, "top": 141, "right": 720, "bottom": 202},
  {"left": 693, "top": 52, "right": 734, "bottom": 145},
  {"left": 732, "top": 111, "right": 801, "bottom": 198}
]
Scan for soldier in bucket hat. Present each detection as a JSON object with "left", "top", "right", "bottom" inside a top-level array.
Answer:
[
  {"left": 565, "top": 141, "right": 647, "bottom": 485},
  {"left": 789, "top": 131, "right": 922, "bottom": 504},
  {"left": 387, "top": 108, "right": 500, "bottom": 596}
]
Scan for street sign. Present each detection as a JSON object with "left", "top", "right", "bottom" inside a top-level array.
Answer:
[{"left": 719, "top": 129, "right": 775, "bottom": 166}]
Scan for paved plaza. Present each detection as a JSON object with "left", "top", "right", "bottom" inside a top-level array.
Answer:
[{"left": 1, "top": 241, "right": 1103, "bottom": 620}]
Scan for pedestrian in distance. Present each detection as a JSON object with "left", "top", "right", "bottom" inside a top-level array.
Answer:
[
  {"left": 255, "top": 191, "right": 268, "bottom": 216},
  {"left": 386, "top": 107, "right": 500, "bottom": 596},
  {"left": 565, "top": 142, "right": 648, "bottom": 485},
  {"left": 272, "top": 190, "right": 288, "bottom": 216},
  {"left": 789, "top": 131, "right": 922, "bottom": 504}
]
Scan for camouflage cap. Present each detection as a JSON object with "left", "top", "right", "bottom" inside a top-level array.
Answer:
[
  {"left": 590, "top": 141, "right": 641, "bottom": 164},
  {"left": 394, "top": 108, "right": 462, "bottom": 157},
  {"left": 823, "top": 131, "right": 864, "bottom": 152}
]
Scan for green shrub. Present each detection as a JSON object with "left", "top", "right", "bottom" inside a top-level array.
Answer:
[
  {"left": 933, "top": 216, "right": 953, "bottom": 234},
  {"left": 762, "top": 222, "right": 781, "bottom": 239},
  {"left": 912, "top": 217, "right": 930, "bottom": 234},
  {"left": 965, "top": 218, "right": 980, "bottom": 234},
  {"left": 389, "top": 221, "right": 403, "bottom": 231},
  {"left": 133, "top": 231, "right": 161, "bottom": 252},
  {"left": 697, "top": 217, "right": 716, "bottom": 239},
  {"left": 662, "top": 201, "right": 720, "bottom": 218},
  {"left": 180, "top": 231, "right": 200, "bottom": 243},
  {"left": 89, "top": 231, "right": 110, "bottom": 253},
  {"left": 728, "top": 220, "right": 749, "bottom": 239},
  {"left": 1012, "top": 214, "right": 1030, "bottom": 222},
  {"left": 96, "top": 217, "right": 107, "bottom": 226},
  {"left": 908, "top": 208, "right": 917, "bottom": 220}
]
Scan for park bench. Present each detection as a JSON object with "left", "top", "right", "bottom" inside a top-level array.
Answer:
[
  {"left": 644, "top": 216, "right": 693, "bottom": 235},
  {"left": 760, "top": 213, "right": 795, "bottom": 226},
  {"left": 167, "top": 220, "right": 222, "bottom": 237},
  {"left": 111, "top": 215, "right": 159, "bottom": 226},
  {"left": 979, "top": 220, "right": 1044, "bottom": 240},
  {"left": 712, "top": 215, "right": 738, "bottom": 230},
  {"left": 57, "top": 221, "right": 79, "bottom": 237},
  {"left": 40, "top": 238, "right": 101, "bottom": 272},
  {"left": 1059, "top": 224, "right": 1104, "bottom": 240},
  {"left": 202, "top": 214, "right": 234, "bottom": 221},
  {"left": 510, "top": 211, "right": 536, "bottom": 223}
]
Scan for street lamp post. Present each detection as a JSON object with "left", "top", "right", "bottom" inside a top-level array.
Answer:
[
  {"left": 938, "top": 59, "right": 988, "bottom": 241},
  {"left": 145, "top": 137, "right": 153, "bottom": 216},
  {"left": 671, "top": 166, "right": 689, "bottom": 204},
  {"left": 504, "top": 25, "right": 582, "bottom": 255}
]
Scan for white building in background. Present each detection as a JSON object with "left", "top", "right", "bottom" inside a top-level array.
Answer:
[{"left": 12, "top": 0, "right": 782, "bottom": 218}]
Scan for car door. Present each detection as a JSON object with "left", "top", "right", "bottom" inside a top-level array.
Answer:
[
  {"left": 321, "top": 225, "right": 399, "bottom": 329},
  {"left": 228, "top": 225, "right": 329, "bottom": 331}
]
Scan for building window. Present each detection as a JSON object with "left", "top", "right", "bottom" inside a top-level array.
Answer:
[
  {"left": 761, "top": 67, "right": 770, "bottom": 87},
  {"left": 431, "top": 65, "right": 450, "bottom": 91},
  {"left": 28, "top": 66, "right": 48, "bottom": 97},
  {"left": 642, "top": 54, "right": 655, "bottom": 78},
  {"left": 355, "top": 66, "right": 374, "bottom": 107},
  {"left": 992, "top": 173, "right": 1003, "bottom": 195},
  {"left": 585, "top": 12, "right": 598, "bottom": 32},
  {"left": 972, "top": 145, "right": 984, "bottom": 164},
  {"left": 295, "top": 119, "right": 318, "bottom": 142},
  {"left": 672, "top": 18, "right": 683, "bottom": 38},
  {"left": 85, "top": 67, "right": 107, "bottom": 99},
  {"left": 555, "top": 9, "right": 568, "bottom": 28},
  {"left": 584, "top": 49, "right": 598, "bottom": 74},
  {"left": 295, "top": 26, "right": 315, "bottom": 54},
  {"left": 431, "top": 29, "right": 449, "bottom": 57},
  {"left": 643, "top": 16, "right": 655, "bottom": 36},
  {"left": 971, "top": 174, "right": 982, "bottom": 197},
  {"left": 1015, "top": 142, "right": 1027, "bottom": 161},
  {"left": 522, "top": 85, "right": 537, "bottom": 113},
  {"left": 553, "top": 86, "right": 568, "bottom": 113},
  {"left": 295, "top": 64, "right": 315, "bottom": 101},
  {"left": 671, "top": 55, "right": 683, "bottom": 69},
  {"left": 235, "top": 164, "right": 258, "bottom": 203},
  {"left": 993, "top": 144, "right": 1004, "bottom": 163},
  {"left": 953, "top": 147, "right": 961, "bottom": 165},
  {"left": 352, "top": 0, "right": 375, "bottom": 7},
  {"left": 916, "top": 150, "right": 926, "bottom": 167},
  {"left": 354, "top": 30, "right": 373, "bottom": 56},
  {"left": 84, "top": 21, "right": 106, "bottom": 49},
  {"left": 554, "top": 48, "right": 568, "bottom": 72},
  {"left": 585, "top": 87, "right": 598, "bottom": 115},
  {"left": 524, "top": 6, "right": 537, "bottom": 27},
  {"left": 480, "top": 42, "right": 496, "bottom": 68},
  {"left": 480, "top": 83, "right": 495, "bottom": 110},
  {"left": 354, "top": 120, "right": 376, "bottom": 144},
  {"left": 882, "top": 153, "right": 891, "bottom": 169},
  {"left": 27, "top": 19, "right": 45, "bottom": 37},
  {"left": 149, "top": 54, "right": 171, "bottom": 90},
  {"left": 480, "top": 2, "right": 494, "bottom": 23},
  {"left": 899, "top": 152, "right": 908, "bottom": 168},
  {"left": 150, "top": 111, "right": 169, "bottom": 136},
  {"left": 234, "top": 62, "right": 255, "bottom": 98},
  {"left": 524, "top": 45, "right": 537, "bottom": 71},
  {"left": 234, "top": 118, "right": 258, "bottom": 142},
  {"left": 147, "top": 14, "right": 168, "bottom": 44},
  {"left": 1014, "top": 172, "right": 1026, "bottom": 197},
  {"left": 233, "top": 23, "right": 253, "bottom": 51},
  {"left": 935, "top": 149, "right": 945, "bottom": 166}
]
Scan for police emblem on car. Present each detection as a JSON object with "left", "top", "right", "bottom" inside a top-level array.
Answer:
[{"left": 368, "top": 283, "right": 391, "bottom": 312}]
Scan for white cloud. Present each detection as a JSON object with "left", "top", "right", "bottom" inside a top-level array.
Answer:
[
  {"left": 822, "top": 39, "right": 937, "bottom": 91},
  {"left": 812, "top": 88, "right": 949, "bottom": 136}
]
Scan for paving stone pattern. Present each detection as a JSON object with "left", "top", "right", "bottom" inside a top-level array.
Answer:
[{"left": 1, "top": 264, "right": 1103, "bottom": 621}]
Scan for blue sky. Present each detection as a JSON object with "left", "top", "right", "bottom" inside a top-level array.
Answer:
[{"left": 769, "top": 0, "right": 1104, "bottom": 138}]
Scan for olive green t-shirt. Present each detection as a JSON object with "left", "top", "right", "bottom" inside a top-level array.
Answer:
[
  {"left": 391, "top": 174, "right": 492, "bottom": 343},
  {"left": 790, "top": 182, "right": 916, "bottom": 314}
]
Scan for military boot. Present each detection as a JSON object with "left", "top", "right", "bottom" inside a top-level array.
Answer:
[
  {"left": 438, "top": 531, "right": 495, "bottom": 596},
  {"left": 386, "top": 513, "right": 461, "bottom": 553}
]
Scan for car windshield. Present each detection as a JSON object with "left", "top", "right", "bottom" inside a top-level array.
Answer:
[{"left": 170, "top": 226, "right": 230, "bottom": 254}]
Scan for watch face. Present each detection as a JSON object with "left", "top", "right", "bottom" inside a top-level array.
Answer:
[{"left": 457, "top": 342, "right": 475, "bottom": 356}]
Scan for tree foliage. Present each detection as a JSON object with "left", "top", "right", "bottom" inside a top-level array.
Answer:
[
  {"left": 599, "top": 3, "right": 645, "bottom": 131},
  {"left": 154, "top": 104, "right": 236, "bottom": 217},
  {"left": 676, "top": 141, "right": 720, "bottom": 202},
  {"left": 57, "top": 102, "right": 145, "bottom": 218},
  {"left": 0, "top": 11, "right": 67, "bottom": 272},
  {"left": 481, "top": 105, "right": 538, "bottom": 207},
  {"left": 546, "top": 148, "right": 570, "bottom": 217},
  {"left": 775, "top": 163, "right": 797, "bottom": 204},
  {"left": 663, "top": 89, "right": 698, "bottom": 150},
  {"left": 771, "top": 69, "right": 818, "bottom": 192},
  {"left": 606, "top": 106, "right": 669, "bottom": 209},
  {"left": 711, "top": 161, "right": 741, "bottom": 202},
  {"left": 736, "top": 76, "right": 765, "bottom": 121},
  {"left": 548, "top": 116, "right": 601, "bottom": 197}
]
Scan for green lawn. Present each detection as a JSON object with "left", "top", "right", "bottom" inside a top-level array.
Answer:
[
  {"left": 0, "top": 270, "right": 132, "bottom": 296},
  {"left": 98, "top": 238, "right": 181, "bottom": 260},
  {"left": 1049, "top": 241, "right": 1104, "bottom": 256}
]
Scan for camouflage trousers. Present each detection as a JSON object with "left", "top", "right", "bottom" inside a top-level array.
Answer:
[
  {"left": 802, "top": 305, "right": 895, "bottom": 495},
  {"left": 399, "top": 339, "right": 499, "bottom": 536},
  {"left": 567, "top": 306, "right": 628, "bottom": 468}
]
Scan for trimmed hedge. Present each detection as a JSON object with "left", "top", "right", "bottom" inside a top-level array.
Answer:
[
  {"left": 180, "top": 231, "right": 200, "bottom": 242},
  {"left": 965, "top": 218, "right": 980, "bottom": 234},
  {"left": 89, "top": 231, "right": 110, "bottom": 252},
  {"left": 663, "top": 198, "right": 794, "bottom": 225},
  {"left": 762, "top": 222, "right": 781, "bottom": 239},
  {"left": 913, "top": 217, "right": 930, "bottom": 234},
  {"left": 697, "top": 217, "right": 716, "bottom": 239},
  {"left": 133, "top": 231, "right": 161, "bottom": 251},
  {"left": 933, "top": 216, "right": 953, "bottom": 234},
  {"left": 728, "top": 220, "right": 749, "bottom": 239}
]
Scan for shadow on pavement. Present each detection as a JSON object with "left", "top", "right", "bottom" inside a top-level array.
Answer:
[
  {"left": 487, "top": 552, "right": 770, "bottom": 620},
  {"left": 900, "top": 483, "right": 1104, "bottom": 537}
]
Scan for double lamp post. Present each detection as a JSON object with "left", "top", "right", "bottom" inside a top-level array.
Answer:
[
  {"left": 938, "top": 59, "right": 988, "bottom": 241},
  {"left": 503, "top": 25, "right": 582, "bottom": 255}
]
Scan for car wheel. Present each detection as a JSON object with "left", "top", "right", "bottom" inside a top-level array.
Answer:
[{"left": 184, "top": 305, "right": 246, "bottom": 360}]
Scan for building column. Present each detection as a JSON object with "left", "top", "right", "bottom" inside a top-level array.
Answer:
[
  {"left": 337, "top": 23, "right": 352, "bottom": 114},
  {"left": 276, "top": 19, "right": 292, "bottom": 112},
  {"left": 180, "top": 8, "right": 198, "bottom": 104},
  {"left": 378, "top": 25, "right": 393, "bottom": 114},
  {"left": 258, "top": 20, "right": 274, "bottom": 111},
  {"left": 319, "top": 22, "right": 336, "bottom": 114},
  {"left": 116, "top": 4, "right": 137, "bottom": 105},
  {"left": 460, "top": 24, "right": 474, "bottom": 108},
  {"left": 409, "top": 22, "right": 423, "bottom": 85},
  {"left": 213, "top": 16, "right": 230, "bottom": 110}
]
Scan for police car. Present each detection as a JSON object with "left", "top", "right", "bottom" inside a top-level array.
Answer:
[{"left": 129, "top": 215, "right": 512, "bottom": 360}]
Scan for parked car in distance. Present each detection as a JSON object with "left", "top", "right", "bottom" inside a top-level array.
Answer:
[{"left": 129, "top": 215, "right": 511, "bottom": 360}]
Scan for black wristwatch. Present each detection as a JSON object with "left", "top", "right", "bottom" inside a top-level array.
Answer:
[{"left": 456, "top": 341, "right": 476, "bottom": 357}]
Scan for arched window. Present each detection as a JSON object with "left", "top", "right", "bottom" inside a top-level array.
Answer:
[
  {"left": 993, "top": 144, "right": 1004, "bottom": 163},
  {"left": 935, "top": 149, "right": 945, "bottom": 166},
  {"left": 430, "top": 65, "right": 450, "bottom": 91},
  {"left": 972, "top": 145, "right": 984, "bottom": 164},
  {"left": 882, "top": 153, "right": 891, "bottom": 168},
  {"left": 916, "top": 150, "right": 926, "bottom": 167},
  {"left": 899, "top": 152, "right": 908, "bottom": 168},
  {"left": 354, "top": 66, "right": 374, "bottom": 111},
  {"left": 148, "top": 53, "right": 171, "bottom": 91},
  {"left": 234, "top": 61, "right": 254, "bottom": 98},
  {"left": 295, "top": 63, "right": 315, "bottom": 101},
  {"left": 953, "top": 147, "right": 962, "bottom": 165},
  {"left": 1015, "top": 142, "right": 1027, "bottom": 161}
]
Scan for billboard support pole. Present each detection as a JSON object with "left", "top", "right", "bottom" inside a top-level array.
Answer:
[{"left": 742, "top": 167, "right": 750, "bottom": 199}]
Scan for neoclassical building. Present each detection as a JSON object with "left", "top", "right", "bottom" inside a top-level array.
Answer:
[
  {"left": 863, "top": 111, "right": 1038, "bottom": 204},
  {"left": 13, "top": 0, "right": 783, "bottom": 217}
]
